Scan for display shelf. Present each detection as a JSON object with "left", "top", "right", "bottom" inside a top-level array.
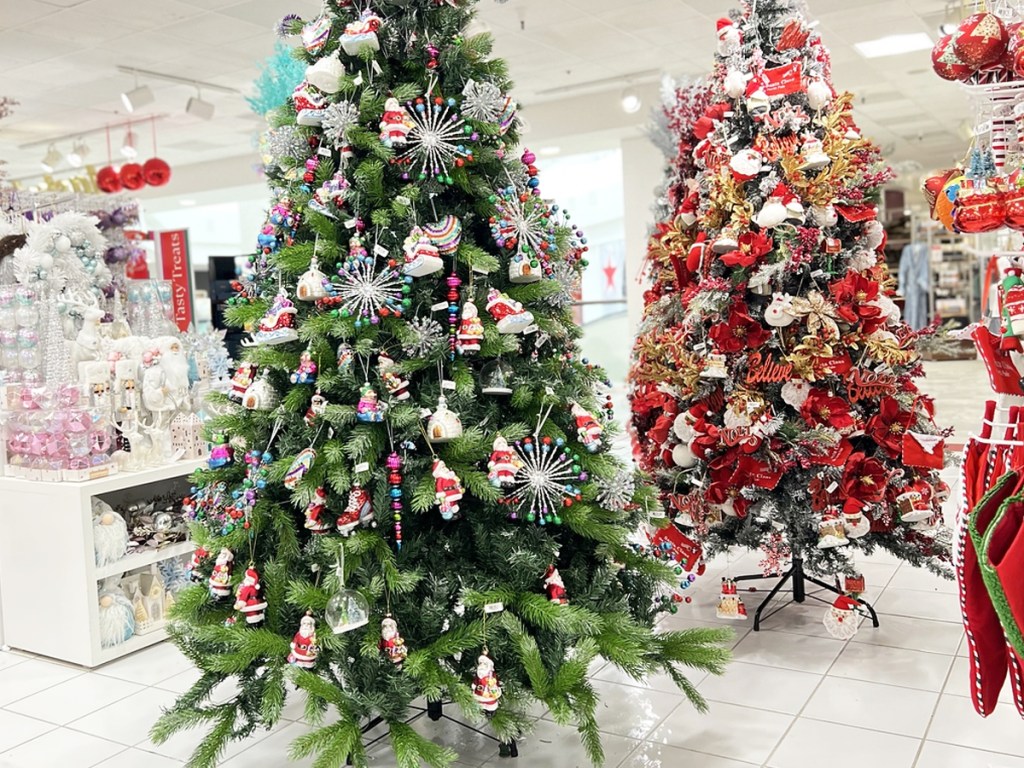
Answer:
[
  {"left": 0, "top": 459, "right": 201, "bottom": 667},
  {"left": 97, "top": 621, "right": 170, "bottom": 665},
  {"left": 94, "top": 540, "right": 194, "bottom": 580}
]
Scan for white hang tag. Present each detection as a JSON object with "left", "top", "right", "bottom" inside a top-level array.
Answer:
[
  {"left": 420, "top": 408, "right": 433, "bottom": 418},
  {"left": 441, "top": 380, "right": 456, "bottom": 390},
  {"left": 431, "top": 301, "right": 449, "bottom": 311},
  {"left": 371, "top": 60, "right": 382, "bottom": 75},
  {"left": 344, "top": 218, "right": 358, "bottom": 229},
  {"left": 649, "top": 506, "right": 667, "bottom": 519},
  {"left": 483, "top": 602, "right": 504, "bottom": 614},
  {"left": 318, "top": 146, "right": 332, "bottom": 157},
  {"left": 395, "top": 195, "right": 412, "bottom": 206},
  {"left": 353, "top": 72, "right": 364, "bottom": 86},
  {"left": 523, "top": 324, "right": 539, "bottom": 335},
  {"left": 373, "top": 243, "right": 389, "bottom": 257},
  {"left": 810, "top": 269, "right": 824, "bottom": 278},
  {"left": 354, "top": 461, "right": 370, "bottom": 473},
  {"left": 826, "top": 481, "right": 839, "bottom": 493}
]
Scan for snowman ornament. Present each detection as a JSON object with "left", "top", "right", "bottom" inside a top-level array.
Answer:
[{"left": 763, "top": 292, "right": 797, "bottom": 328}]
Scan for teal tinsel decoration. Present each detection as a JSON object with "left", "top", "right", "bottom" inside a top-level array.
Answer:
[{"left": 247, "top": 41, "right": 306, "bottom": 117}]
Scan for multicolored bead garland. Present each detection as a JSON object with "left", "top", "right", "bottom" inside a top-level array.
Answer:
[{"left": 387, "top": 451, "right": 404, "bottom": 550}]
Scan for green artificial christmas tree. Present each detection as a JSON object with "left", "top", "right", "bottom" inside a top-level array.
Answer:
[{"left": 152, "top": 2, "right": 730, "bottom": 766}]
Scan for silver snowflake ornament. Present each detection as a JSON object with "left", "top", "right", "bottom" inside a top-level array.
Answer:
[
  {"left": 545, "top": 260, "right": 581, "bottom": 309},
  {"left": 461, "top": 79, "right": 504, "bottom": 122},
  {"left": 595, "top": 469, "right": 635, "bottom": 513},
  {"left": 322, "top": 101, "right": 360, "bottom": 149},
  {"left": 398, "top": 96, "right": 476, "bottom": 184},
  {"left": 504, "top": 435, "right": 586, "bottom": 526},
  {"left": 321, "top": 236, "right": 410, "bottom": 328},
  {"left": 261, "top": 125, "right": 309, "bottom": 170},
  {"left": 402, "top": 316, "right": 444, "bottom": 357}
]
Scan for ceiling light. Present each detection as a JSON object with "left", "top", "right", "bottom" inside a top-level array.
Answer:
[
  {"left": 540, "top": 146, "right": 561, "bottom": 156},
  {"left": 40, "top": 144, "right": 61, "bottom": 173},
  {"left": 121, "top": 84, "right": 154, "bottom": 113},
  {"left": 121, "top": 129, "right": 137, "bottom": 159},
  {"left": 66, "top": 138, "right": 89, "bottom": 168},
  {"left": 854, "top": 32, "right": 934, "bottom": 59},
  {"left": 186, "top": 91, "right": 214, "bottom": 120},
  {"left": 620, "top": 87, "right": 642, "bottom": 114},
  {"left": 179, "top": 199, "right": 197, "bottom": 207}
]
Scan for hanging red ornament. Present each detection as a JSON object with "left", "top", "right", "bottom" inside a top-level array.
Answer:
[
  {"left": 143, "top": 157, "right": 171, "bottom": 186},
  {"left": 1008, "top": 22, "right": 1024, "bottom": 78},
  {"left": 954, "top": 13, "right": 1008, "bottom": 70},
  {"left": 96, "top": 166, "right": 122, "bottom": 194},
  {"left": 931, "top": 34, "right": 975, "bottom": 81},
  {"left": 120, "top": 163, "right": 145, "bottom": 190}
]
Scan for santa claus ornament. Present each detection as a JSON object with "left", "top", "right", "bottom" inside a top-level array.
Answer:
[
  {"left": 287, "top": 612, "right": 318, "bottom": 667},
  {"left": 488, "top": 434, "right": 522, "bottom": 487},
  {"left": 954, "top": 12, "right": 1008, "bottom": 70},
  {"left": 472, "top": 652, "right": 502, "bottom": 712},
  {"left": 543, "top": 565, "right": 568, "bottom": 605},
  {"left": 823, "top": 595, "right": 861, "bottom": 639},
  {"left": 208, "top": 548, "right": 234, "bottom": 599},
  {"left": 379, "top": 615, "right": 408, "bottom": 666},
  {"left": 433, "top": 458, "right": 465, "bottom": 520},
  {"left": 233, "top": 567, "right": 268, "bottom": 625}
]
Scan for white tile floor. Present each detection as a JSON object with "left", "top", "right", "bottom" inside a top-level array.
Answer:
[
  {"left": 2, "top": 549, "right": 1023, "bottom": 768},
  {"left": 1, "top": 359, "right": 1018, "bottom": 768}
]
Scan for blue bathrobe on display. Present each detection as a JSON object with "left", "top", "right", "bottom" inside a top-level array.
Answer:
[{"left": 898, "top": 242, "right": 930, "bottom": 330}]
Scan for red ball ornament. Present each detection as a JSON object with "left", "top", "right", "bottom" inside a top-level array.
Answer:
[
  {"left": 931, "top": 34, "right": 974, "bottom": 81},
  {"left": 142, "top": 157, "right": 171, "bottom": 187},
  {"left": 120, "top": 163, "right": 145, "bottom": 190},
  {"left": 1008, "top": 22, "right": 1024, "bottom": 77},
  {"left": 954, "top": 12, "right": 1008, "bottom": 69},
  {"left": 96, "top": 165, "right": 122, "bottom": 194}
]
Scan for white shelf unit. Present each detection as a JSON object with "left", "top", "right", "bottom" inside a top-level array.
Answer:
[{"left": 0, "top": 458, "right": 204, "bottom": 667}]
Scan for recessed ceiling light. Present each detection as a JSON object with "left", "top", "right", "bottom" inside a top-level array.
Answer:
[
  {"left": 540, "top": 146, "right": 561, "bottom": 156},
  {"left": 620, "top": 87, "right": 642, "bottom": 114},
  {"left": 854, "top": 32, "right": 934, "bottom": 59},
  {"left": 179, "top": 199, "right": 197, "bottom": 206}
]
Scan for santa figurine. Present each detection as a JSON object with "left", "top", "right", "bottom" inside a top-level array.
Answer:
[
  {"left": 485, "top": 288, "right": 534, "bottom": 334},
  {"left": 233, "top": 567, "right": 268, "bottom": 625},
  {"left": 433, "top": 459, "right": 464, "bottom": 521},
  {"left": 457, "top": 300, "right": 484, "bottom": 354},
  {"left": 472, "top": 653, "right": 502, "bottom": 713},
  {"left": 356, "top": 384, "right": 385, "bottom": 422},
  {"left": 336, "top": 481, "right": 374, "bottom": 535},
  {"left": 543, "top": 565, "right": 568, "bottom": 605},
  {"left": 304, "top": 486, "right": 332, "bottom": 534},
  {"left": 305, "top": 390, "right": 328, "bottom": 427},
  {"left": 377, "top": 353, "right": 410, "bottom": 400},
  {"left": 379, "top": 97, "right": 413, "bottom": 148},
  {"left": 716, "top": 17, "right": 742, "bottom": 56},
  {"left": 487, "top": 435, "right": 522, "bottom": 487},
  {"left": 188, "top": 546, "right": 209, "bottom": 583},
  {"left": 287, "top": 612, "right": 319, "bottom": 668},
  {"left": 379, "top": 615, "right": 408, "bottom": 666},
  {"left": 571, "top": 401, "right": 604, "bottom": 453},
  {"left": 208, "top": 548, "right": 234, "bottom": 599},
  {"left": 823, "top": 595, "right": 860, "bottom": 639},
  {"left": 229, "top": 362, "right": 257, "bottom": 403}
]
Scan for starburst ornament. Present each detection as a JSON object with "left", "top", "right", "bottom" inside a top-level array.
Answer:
[
  {"left": 261, "top": 125, "right": 309, "bottom": 170},
  {"left": 501, "top": 435, "right": 586, "bottom": 525},
  {"left": 402, "top": 316, "right": 444, "bottom": 357},
  {"left": 490, "top": 184, "right": 558, "bottom": 280},
  {"left": 319, "top": 234, "right": 411, "bottom": 328},
  {"left": 322, "top": 101, "right": 360, "bottom": 149},
  {"left": 595, "top": 468, "right": 635, "bottom": 513},
  {"left": 397, "top": 96, "right": 477, "bottom": 184},
  {"left": 545, "top": 260, "right": 581, "bottom": 309},
  {"left": 461, "top": 78, "right": 514, "bottom": 127}
]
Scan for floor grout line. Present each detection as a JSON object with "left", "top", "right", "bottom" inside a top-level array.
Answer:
[{"left": 911, "top": 653, "right": 960, "bottom": 768}]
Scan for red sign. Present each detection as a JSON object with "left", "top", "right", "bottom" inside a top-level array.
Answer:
[
  {"left": 156, "top": 229, "right": 194, "bottom": 332},
  {"left": 762, "top": 62, "right": 803, "bottom": 97}
]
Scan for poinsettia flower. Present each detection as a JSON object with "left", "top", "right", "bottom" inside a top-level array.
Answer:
[
  {"left": 800, "top": 388, "right": 855, "bottom": 430},
  {"left": 789, "top": 290, "right": 841, "bottom": 340},
  {"left": 709, "top": 305, "right": 771, "bottom": 352},
  {"left": 829, "top": 272, "right": 881, "bottom": 325},
  {"left": 866, "top": 396, "right": 914, "bottom": 458},
  {"left": 720, "top": 231, "right": 774, "bottom": 268},
  {"left": 840, "top": 452, "right": 888, "bottom": 503}
]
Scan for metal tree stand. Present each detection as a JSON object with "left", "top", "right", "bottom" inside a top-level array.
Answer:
[
  {"left": 348, "top": 700, "right": 518, "bottom": 765},
  {"left": 732, "top": 556, "right": 880, "bottom": 632}
]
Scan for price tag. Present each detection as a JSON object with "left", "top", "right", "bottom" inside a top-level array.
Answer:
[
  {"left": 353, "top": 72, "right": 364, "bottom": 86},
  {"left": 318, "top": 145, "right": 332, "bottom": 157},
  {"left": 826, "top": 481, "right": 839, "bottom": 493},
  {"left": 483, "top": 602, "right": 504, "bottom": 614},
  {"left": 472, "top": 263, "right": 493, "bottom": 274},
  {"left": 535, "top": 332, "right": 550, "bottom": 348},
  {"left": 810, "top": 269, "right": 824, "bottom": 278},
  {"left": 371, "top": 60, "right": 382, "bottom": 75},
  {"left": 649, "top": 507, "right": 667, "bottom": 519},
  {"left": 419, "top": 408, "right": 433, "bottom": 418},
  {"left": 441, "top": 380, "right": 456, "bottom": 390},
  {"left": 354, "top": 462, "right": 370, "bottom": 473},
  {"left": 523, "top": 324, "right": 539, "bottom": 335},
  {"left": 344, "top": 218, "right": 358, "bottom": 229},
  {"left": 691, "top": 476, "right": 704, "bottom": 487},
  {"left": 693, "top": 342, "right": 707, "bottom": 352},
  {"left": 395, "top": 195, "right": 412, "bottom": 206},
  {"left": 431, "top": 301, "right": 449, "bottom": 311},
  {"left": 373, "top": 243, "right": 389, "bottom": 257}
]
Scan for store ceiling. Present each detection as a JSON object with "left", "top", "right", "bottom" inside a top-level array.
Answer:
[{"left": 0, "top": 0, "right": 967, "bottom": 189}]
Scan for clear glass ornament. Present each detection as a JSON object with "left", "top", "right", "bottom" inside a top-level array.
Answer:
[
  {"left": 480, "top": 359, "right": 514, "bottom": 395},
  {"left": 325, "top": 562, "right": 369, "bottom": 634}
]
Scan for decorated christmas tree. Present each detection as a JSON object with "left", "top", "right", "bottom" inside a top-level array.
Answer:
[
  {"left": 153, "top": 2, "right": 730, "bottom": 766},
  {"left": 629, "top": 0, "right": 953, "bottom": 584}
]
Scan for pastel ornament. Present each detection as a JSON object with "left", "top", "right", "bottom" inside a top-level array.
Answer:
[
  {"left": 764, "top": 292, "right": 797, "bottom": 328},
  {"left": 305, "top": 52, "right": 345, "bottom": 94}
]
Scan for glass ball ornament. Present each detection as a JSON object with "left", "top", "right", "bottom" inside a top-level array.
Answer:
[
  {"left": 480, "top": 359, "right": 514, "bottom": 396},
  {"left": 325, "top": 587, "right": 370, "bottom": 634}
]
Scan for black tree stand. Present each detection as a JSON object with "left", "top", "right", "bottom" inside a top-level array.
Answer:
[
  {"left": 347, "top": 700, "right": 518, "bottom": 765},
  {"left": 732, "top": 555, "right": 880, "bottom": 632}
]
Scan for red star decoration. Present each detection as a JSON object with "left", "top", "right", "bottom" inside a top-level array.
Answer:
[{"left": 602, "top": 258, "right": 617, "bottom": 290}]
